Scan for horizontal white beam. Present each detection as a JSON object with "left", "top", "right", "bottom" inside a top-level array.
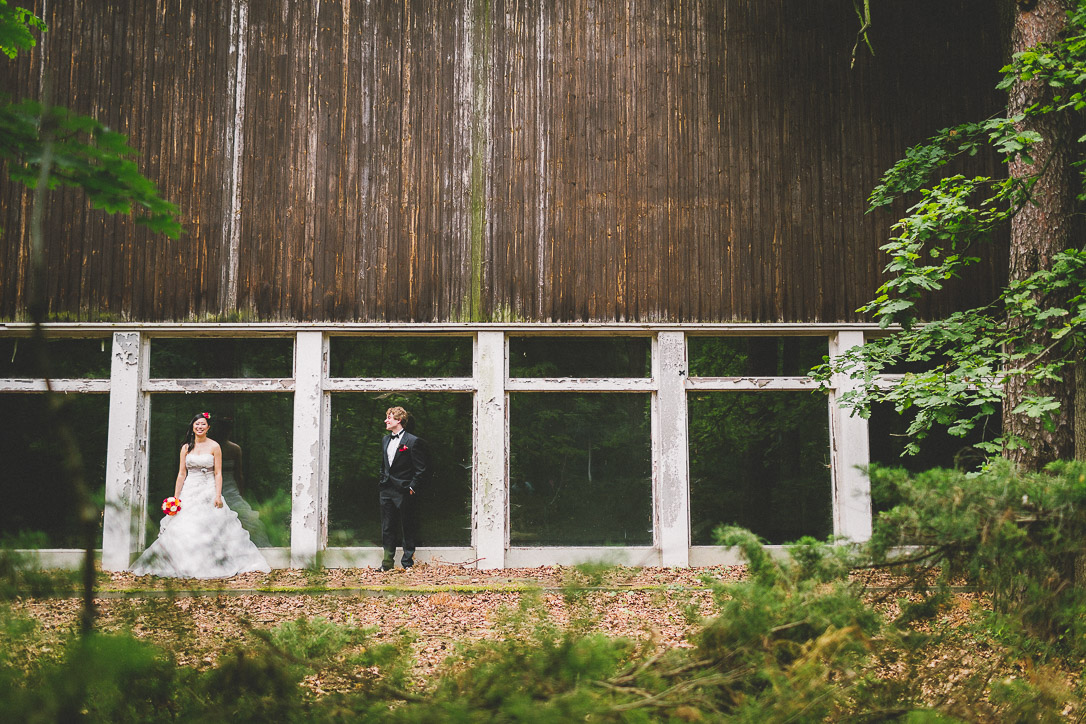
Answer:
[
  {"left": 143, "top": 378, "right": 295, "bottom": 392},
  {"left": 685, "top": 377, "right": 822, "bottom": 391},
  {"left": 0, "top": 378, "right": 110, "bottom": 393},
  {"left": 506, "top": 378, "right": 655, "bottom": 391},
  {"left": 323, "top": 377, "right": 476, "bottom": 392},
  {"left": 1, "top": 321, "right": 892, "bottom": 335}
]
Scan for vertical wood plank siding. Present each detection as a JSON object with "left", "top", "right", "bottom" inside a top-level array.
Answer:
[{"left": 0, "top": 0, "right": 1005, "bottom": 323}]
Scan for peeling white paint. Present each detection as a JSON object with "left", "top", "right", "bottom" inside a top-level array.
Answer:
[
  {"left": 290, "top": 332, "right": 328, "bottom": 567},
  {"left": 143, "top": 378, "right": 295, "bottom": 393},
  {"left": 113, "top": 332, "right": 140, "bottom": 365},
  {"left": 654, "top": 332, "right": 690, "bottom": 566},
  {"left": 0, "top": 378, "right": 109, "bottom": 393},
  {"left": 473, "top": 332, "right": 507, "bottom": 569},
  {"left": 506, "top": 377, "right": 655, "bottom": 391},
  {"left": 102, "top": 333, "right": 148, "bottom": 571},
  {"left": 828, "top": 332, "right": 872, "bottom": 542},
  {"left": 685, "top": 376, "right": 820, "bottom": 391},
  {"left": 323, "top": 377, "right": 475, "bottom": 392}
]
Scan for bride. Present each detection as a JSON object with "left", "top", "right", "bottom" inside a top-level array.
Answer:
[{"left": 131, "top": 412, "right": 270, "bottom": 578}]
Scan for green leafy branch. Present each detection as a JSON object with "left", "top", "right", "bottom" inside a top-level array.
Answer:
[
  {"left": 0, "top": 0, "right": 45, "bottom": 59},
  {"left": 0, "top": 97, "right": 180, "bottom": 238},
  {"left": 815, "top": 248, "right": 1086, "bottom": 455}
]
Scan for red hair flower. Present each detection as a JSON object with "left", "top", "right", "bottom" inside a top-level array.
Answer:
[{"left": 201, "top": 412, "right": 211, "bottom": 419}]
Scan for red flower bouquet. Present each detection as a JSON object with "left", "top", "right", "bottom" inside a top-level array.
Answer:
[{"left": 162, "top": 496, "right": 182, "bottom": 515}]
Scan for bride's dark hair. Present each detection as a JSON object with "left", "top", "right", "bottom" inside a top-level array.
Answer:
[{"left": 183, "top": 412, "right": 212, "bottom": 454}]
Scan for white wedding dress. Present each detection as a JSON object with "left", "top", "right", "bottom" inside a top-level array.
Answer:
[{"left": 131, "top": 452, "right": 271, "bottom": 579}]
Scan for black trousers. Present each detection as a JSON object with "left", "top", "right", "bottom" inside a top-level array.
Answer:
[{"left": 379, "top": 488, "right": 418, "bottom": 565}]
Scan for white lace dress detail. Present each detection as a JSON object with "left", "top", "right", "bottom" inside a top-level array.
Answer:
[{"left": 131, "top": 452, "right": 271, "bottom": 578}]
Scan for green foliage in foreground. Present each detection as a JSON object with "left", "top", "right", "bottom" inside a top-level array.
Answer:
[
  {"left": 869, "top": 460, "right": 1086, "bottom": 656},
  {"left": 1, "top": 465, "right": 1085, "bottom": 721}
]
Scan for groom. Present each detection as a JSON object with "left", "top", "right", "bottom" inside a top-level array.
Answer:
[{"left": 378, "top": 406, "right": 429, "bottom": 571}]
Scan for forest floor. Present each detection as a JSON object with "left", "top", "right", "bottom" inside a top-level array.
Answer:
[
  {"left": 12, "top": 564, "right": 742, "bottom": 683},
  {"left": 7, "top": 563, "right": 1084, "bottom": 719},
  {"left": 7, "top": 563, "right": 983, "bottom": 685}
]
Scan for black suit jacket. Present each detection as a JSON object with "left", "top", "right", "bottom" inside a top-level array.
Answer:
[{"left": 380, "top": 431, "right": 429, "bottom": 494}]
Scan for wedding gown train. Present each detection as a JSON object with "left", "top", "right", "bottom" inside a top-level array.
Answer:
[{"left": 131, "top": 452, "right": 271, "bottom": 579}]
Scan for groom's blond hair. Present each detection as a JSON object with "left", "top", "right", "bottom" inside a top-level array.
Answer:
[{"left": 386, "top": 406, "right": 409, "bottom": 422}]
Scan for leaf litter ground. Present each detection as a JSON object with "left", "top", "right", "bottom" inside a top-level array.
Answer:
[{"left": 7, "top": 563, "right": 1082, "bottom": 715}]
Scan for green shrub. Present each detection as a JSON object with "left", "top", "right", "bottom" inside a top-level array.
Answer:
[
  {"left": 0, "top": 633, "right": 180, "bottom": 723},
  {"left": 868, "top": 460, "right": 1086, "bottom": 655}
]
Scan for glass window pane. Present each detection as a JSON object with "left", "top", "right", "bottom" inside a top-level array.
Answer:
[
  {"left": 509, "top": 337, "right": 651, "bottom": 378},
  {"left": 688, "top": 337, "right": 827, "bottom": 377},
  {"left": 868, "top": 402, "right": 999, "bottom": 511},
  {"left": 328, "top": 393, "right": 472, "bottom": 547},
  {"left": 150, "top": 339, "right": 293, "bottom": 378},
  {"left": 0, "top": 337, "right": 111, "bottom": 378},
  {"left": 329, "top": 337, "right": 472, "bottom": 378},
  {"left": 510, "top": 393, "right": 652, "bottom": 545},
  {"left": 0, "top": 394, "right": 108, "bottom": 547},
  {"left": 689, "top": 391, "right": 831, "bottom": 545},
  {"left": 147, "top": 394, "right": 293, "bottom": 547}
]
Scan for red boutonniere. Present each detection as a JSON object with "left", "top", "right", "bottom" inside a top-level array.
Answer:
[{"left": 398, "top": 444, "right": 409, "bottom": 453}]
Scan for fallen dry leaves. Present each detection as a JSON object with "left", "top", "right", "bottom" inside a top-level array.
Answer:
[
  {"left": 10, "top": 564, "right": 740, "bottom": 681},
  {"left": 6, "top": 562, "right": 1083, "bottom": 720}
]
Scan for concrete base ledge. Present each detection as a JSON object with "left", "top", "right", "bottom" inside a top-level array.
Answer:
[{"left": 320, "top": 547, "right": 478, "bottom": 568}]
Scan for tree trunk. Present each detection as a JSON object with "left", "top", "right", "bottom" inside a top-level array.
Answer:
[
  {"left": 1076, "top": 359, "right": 1085, "bottom": 461},
  {"left": 1003, "top": 0, "right": 1077, "bottom": 470}
]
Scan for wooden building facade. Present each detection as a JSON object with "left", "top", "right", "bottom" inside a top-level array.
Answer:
[
  {"left": 1, "top": 0, "right": 1006, "bottom": 323},
  {"left": 0, "top": 1, "right": 1009, "bottom": 570}
]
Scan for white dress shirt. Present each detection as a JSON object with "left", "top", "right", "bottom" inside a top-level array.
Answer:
[{"left": 386, "top": 430, "right": 404, "bottom": 465}]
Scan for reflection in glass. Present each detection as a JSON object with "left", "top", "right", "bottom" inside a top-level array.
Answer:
[
  {"left": 867, "top": 402, "right": 999, "bottom": 512},
  {"left": 0, "top": 337, "right": 111, "bottom": 379},
  {"left": 150, "top": 338, "right": 293, "bottom": 378},
  {"left": 328, "top": 393, "right": 472, "bottom": 547},
  {"left": 147, "top": 394, "right": 292, "bottom": 547},
  {"left": 329, "top": 337, "right": 472, "bottom": 378},
  {"left": 509, "top": 337, "right": 651, "bottom": 378},
  {"left": 687, "top": 337, "right": 827, "bottom": 377},
  {"left": 0, "top": 394, "right": 108, "bottom": 547},
  {"left": 510, "top": 393, "right": 652, "bottom": 545},
  {"left": 689, "top": 392, "right": 831, "bottom": 545}
]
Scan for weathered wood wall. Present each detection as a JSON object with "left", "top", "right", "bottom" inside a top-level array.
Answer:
[{"left": 0, "top": 0, "right": 1006, "bottom": 323}]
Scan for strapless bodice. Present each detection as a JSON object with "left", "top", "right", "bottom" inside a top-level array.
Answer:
[{"left": 186, "top": 452, "right": 215, "bottom": 474}]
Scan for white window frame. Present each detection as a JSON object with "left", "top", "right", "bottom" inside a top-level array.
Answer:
[{"left": 0, "top": 322, "right": 873, "bottom": 570}]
